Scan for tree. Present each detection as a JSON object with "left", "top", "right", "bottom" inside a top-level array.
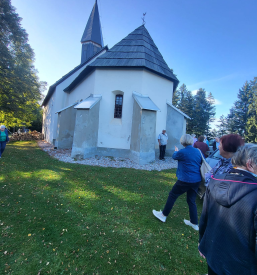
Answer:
[
  {"left": 193, "top": 88, "right": 216, "bottom": 136},
  {"left": 172, "top": 88, "right": 180, "bottom": 107},
  {"left": 245, "top": 77, "right": 257, "bottom": 142},
  {"left": 205, "top": 92, "right": 216, "bottom": 136},
  {"left": 173, "top": 84, "right": 196, "bottom": 134},
  {"left": 226, "top": 81, "right": 253, "bottom": 136},
  {"left": 209, "top": 128, "right": 218, "bottom": 140},
  {"left": 216, "top": 115, "right": 228, "bottom": 137},
  {"left": 0, "top": 0, "right": 43, "bottom": 128}
]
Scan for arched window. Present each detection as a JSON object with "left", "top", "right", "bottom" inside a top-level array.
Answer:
[{"left": 114, "top": 94, "right": 123, "bottom": 118}]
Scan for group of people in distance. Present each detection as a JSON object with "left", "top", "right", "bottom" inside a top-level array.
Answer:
[{"left": 153, "top": 133, "right": 257, "bottom": 275}]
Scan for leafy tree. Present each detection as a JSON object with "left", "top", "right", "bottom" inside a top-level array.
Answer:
[{"left": 0, "top": 0, "right": 43, "bottom": 128}]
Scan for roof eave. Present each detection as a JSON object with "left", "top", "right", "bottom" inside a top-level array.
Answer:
[{"left": 42, "top": 45, "right": 108, "bottom": 106}]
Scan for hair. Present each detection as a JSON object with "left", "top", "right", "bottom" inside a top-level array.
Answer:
[
  {"left": 180, "top": 134, "right": 194, "bottom": 146},
  {"left": 220, "top": 134, "right": 244, "bottom": 153},
  {"left": 198, "top": 136, "right": 204, "bottom": 142},
  {"left": 232, "top": 143, "right": 257, "bottom": 167},
  {"left": 191, "top": 134, "right": 196, "bottom": 138},
  {"left": 0, "top": 125, "right": 5, "bottom": 129}
]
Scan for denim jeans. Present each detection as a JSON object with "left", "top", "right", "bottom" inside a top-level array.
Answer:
[
  {"left": 162, "top": 180, "right": 201, "bottom": 225},
  {"left": 0, "top": 141, "right": 6, "bottom": 157}
]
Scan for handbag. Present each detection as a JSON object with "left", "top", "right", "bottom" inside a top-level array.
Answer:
[{"left": 197, "top": 149, "right": 212, "bottom": 181}]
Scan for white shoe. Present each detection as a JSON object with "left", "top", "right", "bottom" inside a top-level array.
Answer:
[
  {"left": 152, "top": 210, "right": 166, "bottom": 222},
  {"left": 184, "top": 219, "right": 199, "bottom": 231}
]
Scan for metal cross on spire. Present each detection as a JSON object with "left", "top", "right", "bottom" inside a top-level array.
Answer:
[{"left": 142, "top": 12, "right": 146, "bottom": 25}]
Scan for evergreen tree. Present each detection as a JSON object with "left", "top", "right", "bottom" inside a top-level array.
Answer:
[
  {"left": 183, "top": 90, "right": 195, "bottom": 134},
  {"left": 206, "top": 92, "right": 216, "bottom": 136},
  {"left": 193, "top": 88, "right": 215, "bottom": 136},
  {"left": 209, "top": 128, "right": 218, "bottom": 140},
  {"left": 172, "top": 89, "right": 180, "bottom": 107},
  {"left": 173, "top": 84, "right": 196, "bottom": 134},
  {"left": 217, "top": 115, "right": 228, "bottom": 136},
  {"left": 226, "top": 81, "right": 253, "bottom": 136},
  {"left": 245, "top": 77, "right": 257, "bottom": 142},
  {"left": 0, "top": 0, "right": 42, "bottom": 126}
]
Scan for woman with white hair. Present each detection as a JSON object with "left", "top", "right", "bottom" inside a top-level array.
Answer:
[
  {"left": 152, "top": 134, "right": 202, "bottom": 230},
  {"left": 199, "top": 143, "right": 257, "bottom": 275},
  {"left": 0, "top": 125, "right": 9, "bottom": 158}
]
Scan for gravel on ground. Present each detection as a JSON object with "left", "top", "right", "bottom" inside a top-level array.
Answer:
[{"left": 37, "top": 140, "right": 177, "bottom": 171}]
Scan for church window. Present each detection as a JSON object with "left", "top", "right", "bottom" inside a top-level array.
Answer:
[{"left": 114, "top": 95, "right": 123, "bottom": 118}]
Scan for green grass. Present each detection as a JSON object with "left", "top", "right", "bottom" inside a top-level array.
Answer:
[{"left": 0, "top": 141, "right": 207, "bottom": 274}]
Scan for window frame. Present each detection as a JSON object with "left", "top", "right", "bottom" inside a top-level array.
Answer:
[{"left": 114, "top": 94, "right": 123, "bottom": 119}]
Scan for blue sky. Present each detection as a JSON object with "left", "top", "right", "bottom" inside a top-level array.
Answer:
[{"left": 12, "top": 0, "right": 257, "bottom": 128}]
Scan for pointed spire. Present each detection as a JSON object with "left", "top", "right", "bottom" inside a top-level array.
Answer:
[
  {"left": 81, "top": 0, "right": 104, "bottom": 63},
  {"left": 81, "top": 0, "right": 103, "bottom": 46}
]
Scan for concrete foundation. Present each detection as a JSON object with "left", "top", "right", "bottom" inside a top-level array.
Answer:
[
  {"left": 71, "top": 101, "right": 100, "bottom": 158},
  {"left": 56, "top": 105, "right": 77, "bottom": 149},
  {"left": 130, "top": 101, "right": 157, "bottom": 164}
]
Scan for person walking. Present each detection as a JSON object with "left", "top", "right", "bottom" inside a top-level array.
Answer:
[
  {"left": 158, "top": 129, "right": 168, "bottom": 160},
  {"left": 199, "top": 144, "right": 257, "bottom": 275},
  {"left": 153, "top": 134, "right": 202, "bottom": 230},
  {"left": 0, "top": 125, "right": 9, "bottom": 158},
  {"left": 193, "top": 135, "right": 210, "bottom": 158}
]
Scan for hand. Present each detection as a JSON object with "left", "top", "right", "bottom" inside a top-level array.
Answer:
[
  {"left": 198, "top": 243, "right": 205, "bottom": 258},
  {"left": 198, "top": 249, "right": 205, "bottom": 258},
  {"left": 175, "top": 146, "right": 178, "bottom": 151}
]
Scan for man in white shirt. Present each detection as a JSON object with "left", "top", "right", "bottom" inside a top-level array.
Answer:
[{"left": 158, "top": 130, "right": 168, "bottom": 160}]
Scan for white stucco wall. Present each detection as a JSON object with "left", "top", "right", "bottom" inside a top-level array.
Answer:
[
  {"left": 44, "top": 65, "right": 175, "bottom": 149},
  {"left": 87, "top": 68, "right": 174, "bottom": 150},
  {"left": 42, "top": 91, "right": 56, "bottom": 143},
  {"left": 42, "top": 49, "right": 107, "bottom": 144},
  {"left": 66, "top": 71, "right": 95, "bottom": 106}
]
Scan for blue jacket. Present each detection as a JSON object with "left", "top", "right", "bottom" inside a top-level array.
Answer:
[
  {"left": 172, "top": 145, "right": 202, "bottom": 183},
  {"left": 0, "top": 129, "right": 9, "bottom": 142},
  {"left": 199, "top": 169, "right": 257, "bottom": 275}
]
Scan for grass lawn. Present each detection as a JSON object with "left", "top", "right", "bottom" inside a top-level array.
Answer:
[{"left": 0, "top": 141, "right": 207, "bottom": 274}]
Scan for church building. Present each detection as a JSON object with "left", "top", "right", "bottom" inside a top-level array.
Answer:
[{"left": 42, "top": 0, "right": 190, "bottom": 164}]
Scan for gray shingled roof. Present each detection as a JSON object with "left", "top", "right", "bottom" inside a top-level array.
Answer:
[
  {"left": 81, "top": 0, "right": 104, "bottom": 47},
  {"left": 64, "top": 25, "right": 179, "bottom": 93},
  {"left": 90, "top": 25, "right": 179, "bottom": 88}
]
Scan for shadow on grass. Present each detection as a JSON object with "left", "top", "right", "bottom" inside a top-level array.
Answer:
[{"left": 0, "top": 141, "right": 207, "bottom": 275}]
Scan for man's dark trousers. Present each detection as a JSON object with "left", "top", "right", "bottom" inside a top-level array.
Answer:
[{"left": 159, "top": 145, "right": 166, "bottom": 159}]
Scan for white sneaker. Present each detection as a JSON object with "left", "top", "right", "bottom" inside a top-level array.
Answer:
[
  {"left": 184, "top": 219, "right": 199, "bottom": 231},
  {"left": 152, "top": 210, "right": 166, "bottom": 222}
]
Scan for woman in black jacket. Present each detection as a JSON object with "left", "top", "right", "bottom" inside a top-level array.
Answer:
[{"left": 199, "top": 144, "right": 257, "bottom": 275}]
